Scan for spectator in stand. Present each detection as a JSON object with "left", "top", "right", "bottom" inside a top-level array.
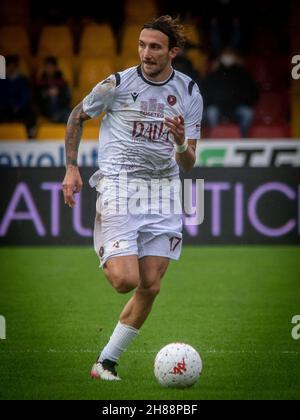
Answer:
[
  {"left": 36, "top": 56, "right": 71, "bottom": 123},
  {"left": 0, "top": 55, "right": 36, "bottom": 137},
  {"left": 202, "top": 47, "right": 259, "bottom": 138}
]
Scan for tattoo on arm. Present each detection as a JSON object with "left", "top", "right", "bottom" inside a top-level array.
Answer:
[{"left": 65, "top": 102, "right": 91, "bottom": 166}]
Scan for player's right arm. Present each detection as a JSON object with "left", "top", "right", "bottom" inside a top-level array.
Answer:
[
  {"left": 62, "top": 74, "right": 118, "bottom": 207},
  {"left": 62, "top": 102, "right": 91, "bottom": 208}
]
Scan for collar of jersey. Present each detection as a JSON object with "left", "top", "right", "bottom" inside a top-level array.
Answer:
[{"left": 137, "top": 65, "right": 175, "bottom": 86}]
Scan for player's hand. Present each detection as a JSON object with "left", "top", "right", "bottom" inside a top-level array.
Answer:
[
  {"left": 62, "top": 165, "right": 83, "bottom": 208},
  {"left": 164, "top": 116, "right": 185, "bottom": 145}
]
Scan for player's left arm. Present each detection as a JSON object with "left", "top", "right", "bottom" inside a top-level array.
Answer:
[
  {"left": 165, "top": 86, "right": 203, "bottom": 172},
  {"left": 164, "top": 116, "right": 197, "bottom": 172}
]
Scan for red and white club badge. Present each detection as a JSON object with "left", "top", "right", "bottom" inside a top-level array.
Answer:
[{"left": 167, "top": 95, "right": 177, "bottom": 106}]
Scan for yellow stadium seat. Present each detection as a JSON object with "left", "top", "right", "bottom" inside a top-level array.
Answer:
[
  {"left": 0, "top": 123, "right": 27, "bottom": 140},
  {"left": 71, "top": 87, "right": 86, "bottom": 108},
  {"left": 38, "top": 26, "right": 74, "bottom": 57},
  {"left": 185, "top": 23, "right": 201, "bottom": 46},
  {"left": 81, "top": 114, "right": 105, "bottom": 139},
  {"left": 80, "top": 24, "right": 116, "bottom": 59},
  {"left": 0, "top": 26, "right": 30, "bottom": 57},
  {"left": 78, "top": 58, "right": 115, "bottom": 92},
  {"left": 57, "top": 58, "right": 74, "bottom": 87},
  {"left": 84, "top": 114, "right": 105, "bottom": 127},
  {"left": 82, "top": 126, "right": 100, "bottom": 140},
  {"left": 118, "top": 56, "right": 139, "bottom": 71},
  {"left": 121, "top": 24, "right": 142, "bottom": 56},
  {"left": 36, "top": 123, "right": 66, "bottom": 140},
  {"left": 125, "top": 0, "right": 157, "bottom": 23},
  {"left": 186, "top": 49, "right": 208, "bottom": 76}
]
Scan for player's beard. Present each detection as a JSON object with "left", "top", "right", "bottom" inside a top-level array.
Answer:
[{"left": 142, "top": 59, "right": 169, "bottom": 79}]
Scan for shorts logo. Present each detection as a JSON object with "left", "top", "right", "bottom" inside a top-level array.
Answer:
[
  {"left": 99, "top": 247, "right": 105, "bottom": 258},
  {"left": 167, "top": 95, "right": 177, "bottom": 106},
  {"left": 112, "top": 241, "right": 120, "bottom": 249},
  {"left": 106, "top": 240, "right": 130, "bottom": 254},
  {"left": 169, "top": 236, "right": 182, "bottom": 252}
]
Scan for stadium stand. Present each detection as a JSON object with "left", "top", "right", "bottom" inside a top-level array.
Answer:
[
  {"left": 121, "top": 23, "right": 142, "bottom": 57},
  {"left": 35, "top": 57, "right": 75, "bottom": 88},
  {"left": 79, "top": 24, "right": 116, "bottom": 59},
  {"left": 82, "top": 126, "right": 100, "bottom": 140},
  {"left": 0, "top": 123, "right": 28, "bottom": 140},
  {"left": 0, "top": 0, "right": 30, "bottom": 26},
  {"left": 185, "top": 23, "right": 202, "bottom": 47},
  {"left": 186, "top": 49, "right": 208, "bottom": 75},
  {"left": 0, "top": 0, "right": 296, "bottom": 140},
  {"left": 118, "top": 56, "right": 139, "bottom": 71},
  {"left": 78, "top": 58, "right": 115, "bottom": 92},
  {"left": 207, "top": 124, "right": 241, "bottom": 139},
  {"left": 36, "top": 123, "right": 66, "bottom": 140},
  {"left": 37, "top": 26, "right": 74, "bottom": 57},
  {"left": 291, "top": 88, "right": 300, "bottom": 138},
  {"left": 250, "top": 124, "right": 290, "bottom": 138},
  {"left": 124, "top": 0, "right": 158, "bottom": 23},
  {"left": 254, "top": 91, "right": 289, "bottom": 125},
  {"left": 0, "top": 26, "right": 31, "bottom": 57},
  {"left": 245, "top": 55, "right": 289, "bottom": 92}
]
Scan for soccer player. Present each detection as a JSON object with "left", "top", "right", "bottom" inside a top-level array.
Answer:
[{"left": 62, "top": 15, "right": 203, "bottom": 381}]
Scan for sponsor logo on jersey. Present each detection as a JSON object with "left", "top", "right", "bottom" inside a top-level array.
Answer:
[
  {"left": 132, "top": 121, "right": 171, "bottom": 142},
  {"left": 140, "top": 99, "right": 165, "bottom": 118}
]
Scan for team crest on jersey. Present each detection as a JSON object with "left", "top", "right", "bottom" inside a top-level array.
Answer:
[{"left": 167, "top": 95, "right": 177, "bottom": 106}]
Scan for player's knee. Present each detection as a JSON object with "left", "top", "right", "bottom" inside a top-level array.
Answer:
[
  {"left": 110, "top": 274, "right": 138, "bottom": 294},
  {"left": 141, "top": 283, "right": 161, "bottom": 299},
  {"left": 115, "top": 282, "right": 136, "bottom": 294},
  {"left": 148, "top": 284, "right": 160, "bottom": 298}
]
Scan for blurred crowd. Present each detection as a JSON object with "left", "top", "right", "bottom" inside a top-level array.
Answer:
[
  {"left": 0, "top": 0, "right": 296, "bottom": 139},
  {"left": 0, "top": 55, "right": 71, "bottom": 137}
]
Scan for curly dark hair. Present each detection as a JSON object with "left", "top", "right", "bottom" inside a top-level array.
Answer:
[{"left": 142, "top": 15, "right": 186, "bottom": 50}]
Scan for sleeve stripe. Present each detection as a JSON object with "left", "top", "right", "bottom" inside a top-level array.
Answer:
[
  {"left": 115, "top": 73, "right": 121, "bottom": 87},
  {"left": 188, "top": 80, "right": 196, "bottom": 95}
]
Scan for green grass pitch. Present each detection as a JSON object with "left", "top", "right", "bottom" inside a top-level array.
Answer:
[{"left": 0, "top": 246, "right": 300, "bottom": 400}]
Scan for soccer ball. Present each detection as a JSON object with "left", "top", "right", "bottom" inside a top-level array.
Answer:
[{"left": 154, "top": 343, "right": 202, "bottom": 388}]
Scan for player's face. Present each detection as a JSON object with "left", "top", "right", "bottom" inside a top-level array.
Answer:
[{"left": 139, "top": 29, "right": 178, "bottom": 80}]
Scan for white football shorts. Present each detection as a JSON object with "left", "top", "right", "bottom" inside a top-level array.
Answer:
[{"left": 93, "top": 176, "right": 183, "bottom": 267}]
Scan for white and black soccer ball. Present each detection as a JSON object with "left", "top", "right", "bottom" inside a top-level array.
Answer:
[{"left": 154, "top": 343, "right": 202, "bottom": 388}]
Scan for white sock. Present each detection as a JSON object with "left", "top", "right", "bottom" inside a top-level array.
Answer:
[{"left": 98, "top": 322, "right": 139, "bottom": 363}]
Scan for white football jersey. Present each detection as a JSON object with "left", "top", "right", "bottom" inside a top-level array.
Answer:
[{"left": 83, "top": 65, "right": 203, "bottom": 181}]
